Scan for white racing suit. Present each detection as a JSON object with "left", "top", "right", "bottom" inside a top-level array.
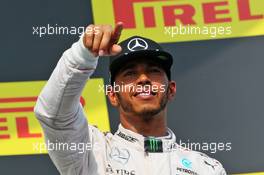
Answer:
[{"left": 34, "top": 36, "right": 227, "bottom": 175}]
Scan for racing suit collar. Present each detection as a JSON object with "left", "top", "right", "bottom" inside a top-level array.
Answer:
[{"left": 115, "top": 124, "right": 176, "bottom": 153}]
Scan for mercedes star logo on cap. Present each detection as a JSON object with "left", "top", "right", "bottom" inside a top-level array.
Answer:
[{"left": 127, "top": 38, "right": 148, "bottom": 51}]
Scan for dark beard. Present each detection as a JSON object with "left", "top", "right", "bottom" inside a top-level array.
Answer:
[{"left": 116, "top": 88, "right": 169, "bottom": 121}]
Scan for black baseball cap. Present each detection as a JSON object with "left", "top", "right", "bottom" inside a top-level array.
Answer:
[{"left": 109, "top": 36, "right": 173, "bottom": 84}]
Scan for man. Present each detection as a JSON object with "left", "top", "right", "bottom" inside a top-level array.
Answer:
[{"left": 34, "top": 22, "right": 226, "bottom": 175}]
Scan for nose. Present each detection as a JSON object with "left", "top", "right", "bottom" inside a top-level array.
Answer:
[{"left": 136, "top": 73, "right": 151, "bottom": 85}]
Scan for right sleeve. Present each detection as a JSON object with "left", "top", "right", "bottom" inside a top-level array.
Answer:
[{"left": 34, "top": 35, "right": 99, "bottom": 175}]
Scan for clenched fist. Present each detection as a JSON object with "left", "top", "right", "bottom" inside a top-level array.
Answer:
[{"left": 83, "top": 22, "right": 123, "bottom": 57}]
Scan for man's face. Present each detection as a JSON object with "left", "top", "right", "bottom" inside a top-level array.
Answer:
[{"left": 108, "top": 58, "right": 176, "bottom": 119}]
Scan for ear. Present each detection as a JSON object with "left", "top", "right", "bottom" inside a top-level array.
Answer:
[
  {"left": 107, "top": 86, "right": 119, "bottom": 107},
  {"left": 167, "top": 80, "right": 176, "bottom": 100}
]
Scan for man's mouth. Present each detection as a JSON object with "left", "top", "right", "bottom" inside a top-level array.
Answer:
[{"left": 133, "top": 90, "right": 157, "bottom": 99}]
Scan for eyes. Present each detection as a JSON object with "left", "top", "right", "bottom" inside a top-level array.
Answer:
[
  {"left": 149, "top": 68, "right": 162, "bottom": 73},
  {"left": 123, "top": 70, "right": 136, "bottom": 77},
  {"left": 122, "top": 67, "right": 162, "bottom": 77}
]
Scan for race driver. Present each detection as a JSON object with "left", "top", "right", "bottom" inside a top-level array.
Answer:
[{"left": 34, "top": 22, "right": 227, "bottom": 175}]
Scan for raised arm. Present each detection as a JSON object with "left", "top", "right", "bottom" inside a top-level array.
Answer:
[{"left": 34, "top": 23, "right": 123, "bottom": 175}]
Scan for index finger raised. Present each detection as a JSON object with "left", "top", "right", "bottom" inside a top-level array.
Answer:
[{"left": 110, "top": 22, "right": 123, "bottom": 44}]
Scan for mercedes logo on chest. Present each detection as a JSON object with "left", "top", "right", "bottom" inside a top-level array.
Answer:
[{"left": 127, "top": 38, "right": 148, "bottom": 51}]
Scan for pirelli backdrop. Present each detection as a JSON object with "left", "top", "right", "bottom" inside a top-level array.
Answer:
[{"left": 0, "top": 0, "right": 263, "bottom": 174}]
